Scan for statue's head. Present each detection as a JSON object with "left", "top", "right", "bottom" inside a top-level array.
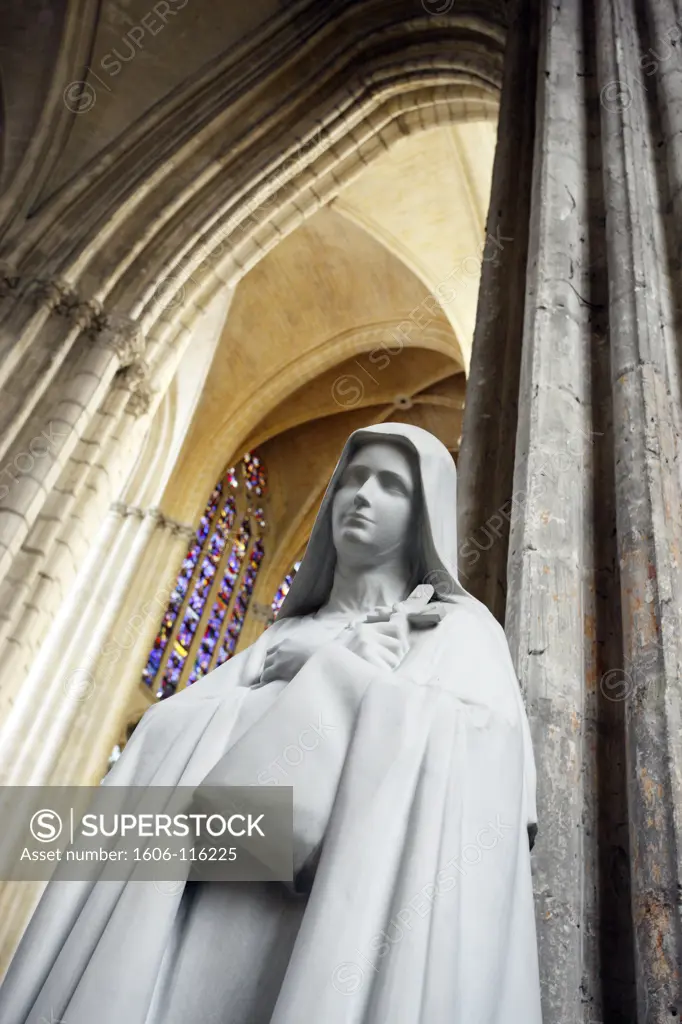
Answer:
[
  {"left": 330, "top": 439, "right": 421, "bottom": 577},
  {"left": 276, "top": 422, "right": 468, "bottom": 620}
]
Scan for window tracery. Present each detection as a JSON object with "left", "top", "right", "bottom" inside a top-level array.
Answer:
[{"left": 142, "top": 452, "right": 267, "bottom": 699}]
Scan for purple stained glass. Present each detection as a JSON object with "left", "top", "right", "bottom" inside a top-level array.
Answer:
[
  {"left": 156, "top": 497, "right": 236, "bottom": 699},
  {"left": 158, "top": 644, "right": 186, "bottom": 697},
  {"left": 141, "top": 482, "right": 223, "bottom": 688},
  {"left": 243, "top": 451, "right": 266, "bottom": 497},
  {"left": 271, "top": 560, "right": 301, "bottom": 617},
  {"left": 145, "top": 454, "right": 268, "bottom": 702},
  {"left": 186, "top": 518, "right": 252, "bottom": 686},
  {"left": 215, "top": 539, "right": 265, "bottom": 667}
]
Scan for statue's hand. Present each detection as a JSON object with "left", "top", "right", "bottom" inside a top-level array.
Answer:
[
  {"left": 338, "top": 614, "right": 410, "bottom": 671},
  {"left": 259, "top": 634, "right": 321, "bottom": 686}
]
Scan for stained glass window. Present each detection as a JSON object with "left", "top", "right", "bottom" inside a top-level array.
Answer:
[
  {"left": 141, "top": 481, "right": 223, "bottom": 688},
  {"left": 186, "top": 517, "right": 251, "bottom": 686},
  {"left": 142, "top": 452, "right": 267, "bottom": 700},
  {"left": 243, "top": 452, "right": 266, "bottom": 496},
  {"left": 216, "top": 537, "right": 265, "bottom": 665},
  {"left": 271, "top": 560, "right": 301, "bottom": 617}
]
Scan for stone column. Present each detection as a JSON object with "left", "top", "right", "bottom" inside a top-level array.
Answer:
[
  {"left": 0, "top": 320, "right": 142, "bottom": 583},
  {"left": 461, "top": 0, "right": 632, "bottom": 1017},
  {"left": 0, "top": 297, "right": 226, "bottom": 727},
  {"left": 461, "top": 0, "right": 682, "bottom": 1018},
  {"left": 596, "top": 0, "right": 682, "bottom": 1017},
  {"left": 0, "top": 359, "right": 152, "bottom": 723},
  {"left": 0, "top": 517, "right": 191, "bottom": 974},
  {"left": 0, "top": 374, "right": 135, "bottom": 646},
  {"left": 456, "top": 0, "right": 538, "bottom": 621},
  {"left": 501, "top": 1, "right": 597, "bottom": 1020},
  {"left": 0, "top": 281, "right": 107, "bottom": 468},
  {"left": 22, "top": 507, "right": 160, "bottom": 786},
  {"left": 3, "top": 504, "right": 144, "bottom": 785},
  {"left": 0, "top": 503, "right": 126, "bottom": 783},
  {"left": 66, "top": 519, "right": 194, "bottom": 785}
]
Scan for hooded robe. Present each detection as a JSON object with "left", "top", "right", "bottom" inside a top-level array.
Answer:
[{"left": 0, "top": 423, "right": 542, "bottom": 1024}]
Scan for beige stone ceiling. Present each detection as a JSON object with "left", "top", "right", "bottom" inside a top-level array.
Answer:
[
  {"left": 249, "top": 347, "right": 461, "bottom": 450},
  {"left": 163, "top": 203, "right": 462, "bottom": 521},
  {"left": 161, "top": 121, "right": 495, "bottom": 578},
  {"left": 35, "top": 2, "right": 499, "bottom": 206},
  {"left": 332, "top": 122, "right": 497, "bottom": 369}
]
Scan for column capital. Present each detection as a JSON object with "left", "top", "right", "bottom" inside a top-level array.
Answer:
[
  {"left": 31, "top": 277, "right": 74, "bottom": 310},
  {"left": 112, "top": 357, "right": 155, "bottom": 417},
  {"left": 109, "top": 501, "right": 147, "bottom": 520},
  {"left": 126, "top": 383, "right": 154, "bottom": 418},
  {"left": 29, "top": 277, "right": 104, "bottom": 330},
  {"left": 167, "top": 520, "right": 196, "bottom": 540},
  {"left": 93, "top": 314, "right": 145, "bottom": 367},
  {"left": 119, "top": 358, "right": 151, "bottom": 391}
]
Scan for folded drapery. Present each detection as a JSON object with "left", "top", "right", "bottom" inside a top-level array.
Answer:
[
  {"left": 0, "top": 421, "right": 541, "bottom": 1024},
  {"left": 196, "top": 643, "right": 385, "bottom": 887}
]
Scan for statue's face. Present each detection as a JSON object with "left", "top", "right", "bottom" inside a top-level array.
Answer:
[{"left": 331, "top": 441, "right": 416, "bottom": 567}]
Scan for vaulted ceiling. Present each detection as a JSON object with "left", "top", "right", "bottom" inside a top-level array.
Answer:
[
  {"left": 0, "top": 0, "right": 500, "bottom": 591},
  {"left": 161, "top": 120, "right": 495, "bottom": 588}
]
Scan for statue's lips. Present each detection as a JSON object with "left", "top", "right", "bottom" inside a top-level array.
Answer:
[{"left": 344, "top": 512, "right": 372, "bottom": 526}]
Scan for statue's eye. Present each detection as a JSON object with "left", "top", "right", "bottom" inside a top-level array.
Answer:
[
  {"left": 380, "top": 473, "right": 409, "bottom": 495},
  {"left": 344, "top": 467, "right": 367, "bottom": 486}
]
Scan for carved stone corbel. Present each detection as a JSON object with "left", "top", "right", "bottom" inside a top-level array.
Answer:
[
  {"left": 114, "top": 356, "right": 155, "bottom": 417},
  {"left": 126, "top": 383, "right": 154, "bottom": 418},
  {"left": 167, "top": 520, "right": 196, "bottom": 541},
  {"left": 70, "top": 297, "right": 105, "bottom": 331},
  {"left": 26, "top": 277, "right": 105, "bottom": 333},
  {"left": 120, "top": 358, "right": 151, "bottom": 391},
  {"left": 93, "top": 314, "right": 145, "bottom": 367},
  {"left": 32, "top": 277, "right": 78, "bottom": 312}
]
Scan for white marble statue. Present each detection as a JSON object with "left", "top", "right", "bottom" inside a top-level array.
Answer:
[{"left": 0, "top": 422, "right": 543, "bottom": 1024}]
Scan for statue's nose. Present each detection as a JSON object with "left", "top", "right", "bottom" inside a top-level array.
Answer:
[{"left": 353, "top": 480, "right": 374, "bottom": 505}]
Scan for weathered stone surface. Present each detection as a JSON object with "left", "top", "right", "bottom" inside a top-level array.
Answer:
[{"left": 458, "top": 0, "right": 682, "bottom": 1018}]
